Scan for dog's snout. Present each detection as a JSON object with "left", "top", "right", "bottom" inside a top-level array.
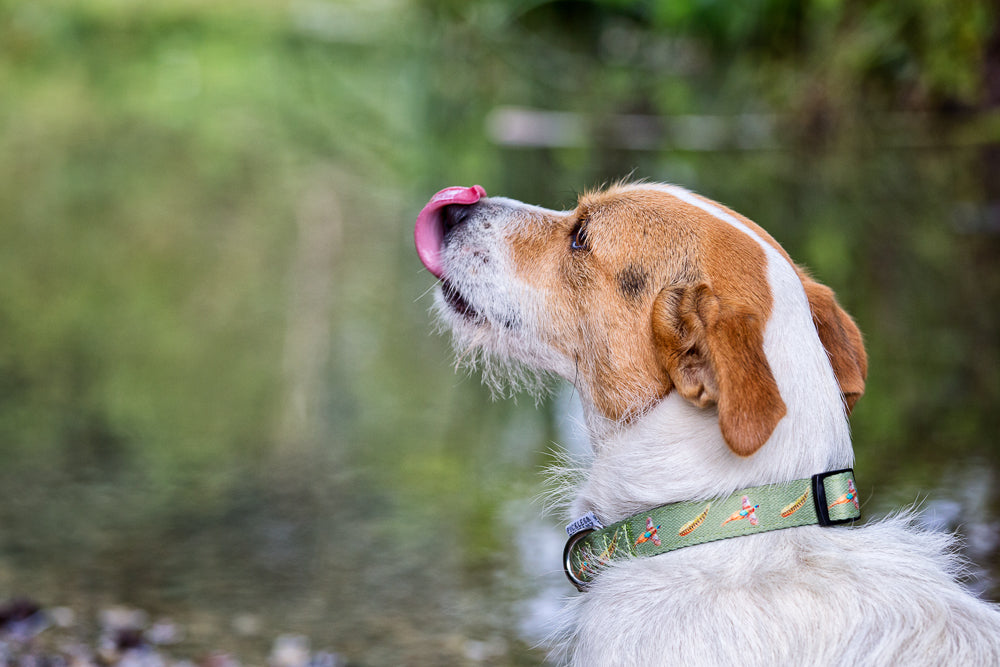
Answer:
[{"left": 442, "top": 203, "right": 475, "bottom": 236}]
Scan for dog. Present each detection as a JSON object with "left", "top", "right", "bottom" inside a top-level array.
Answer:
[{"left": 414, "top": 182, "right": 1000, "bottom": 665}]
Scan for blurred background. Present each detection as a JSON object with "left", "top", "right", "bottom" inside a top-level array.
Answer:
[{"left": 1, "top": 0, "right": 998, "bottom": 664}]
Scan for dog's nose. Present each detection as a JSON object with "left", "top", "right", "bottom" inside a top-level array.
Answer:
[{"left": 442, "top": 203, "right": 475, "bottom": 236}]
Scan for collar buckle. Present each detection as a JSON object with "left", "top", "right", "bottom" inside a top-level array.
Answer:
[{"left": 811, "top": 468, "right": 857, "bottom": 526}]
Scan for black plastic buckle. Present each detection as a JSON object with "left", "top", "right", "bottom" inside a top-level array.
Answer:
[{"left": 811, "top": 468, "right": 856, "bottom": 527}]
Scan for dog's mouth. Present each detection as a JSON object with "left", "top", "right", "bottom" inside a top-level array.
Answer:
[
  {"left": 441, "top": 280, "right": 482, "bottom": 322},
  {"left": 415, "top": 186, "right": 493, "bottom": 325},
  {"left": 414, "top": 185, "right": 487, "bottom": 279}
]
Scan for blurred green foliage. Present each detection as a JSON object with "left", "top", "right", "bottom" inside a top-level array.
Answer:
[
  {"left": 596, "top": 0, "right": 992, "bottom": 107},
  {"left": 0, "top": 0, "right": 998, "bottom": 663}
]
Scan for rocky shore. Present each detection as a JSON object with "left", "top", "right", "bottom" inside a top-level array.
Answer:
[{"left": 0, "top": 599, "right": 346, "bottom": 667}]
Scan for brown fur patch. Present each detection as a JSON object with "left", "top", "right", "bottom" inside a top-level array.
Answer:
[
  {"left": 648, "top": 200, "right": 786, "bottom": 456},
  {"left": 802, "top": 279, "right": 867, "bottom": 411},
  {"left": 504, "top": 184, "right": 852, "bottom": 442},
  {"left": 689, "top": 192, "right": 868, "bottom": 409},
  {"left": 507, "top": 188, "right": 705, "bottom": 420}
]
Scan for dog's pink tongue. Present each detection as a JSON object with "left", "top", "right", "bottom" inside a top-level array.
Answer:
[{"left": 414, "top": 185, "right": 486, "bottom": 279}]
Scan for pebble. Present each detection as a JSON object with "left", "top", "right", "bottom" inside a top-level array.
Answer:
[{"left": 269, "top": 634, "right": 309, "bottom": 667}]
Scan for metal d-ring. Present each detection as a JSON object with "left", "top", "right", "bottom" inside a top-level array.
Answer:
[{"left": 563, "top": 528, "right": 595, "bottom": 592}]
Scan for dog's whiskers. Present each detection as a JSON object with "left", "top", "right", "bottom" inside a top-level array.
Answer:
[{"left": 414, "top": 279, "right": 441, "bottom": 303}]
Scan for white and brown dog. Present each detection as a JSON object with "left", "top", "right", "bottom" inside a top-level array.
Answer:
[{"left": 414, "top": 182, "right": 1000, "bottom": 665}]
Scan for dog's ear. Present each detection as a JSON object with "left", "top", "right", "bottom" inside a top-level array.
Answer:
[
  {"left": 802, "top": 279, "right": 867, "bottom": 413},
  {"left": 652, "top": 283, "right": 786, "bottom": 457}
]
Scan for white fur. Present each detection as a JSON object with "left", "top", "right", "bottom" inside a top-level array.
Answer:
[
  {"left": 430, "top": 184, "right": 1000, "bottom": 665},
  {"left": 434, "top": 197, "right": 577, "bottom": 390}
]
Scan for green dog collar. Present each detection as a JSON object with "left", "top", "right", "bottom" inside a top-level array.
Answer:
[{"left": 563, "top": 469, "right": 860, "bottom": 591}]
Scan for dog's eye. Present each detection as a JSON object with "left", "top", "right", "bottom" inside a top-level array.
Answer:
[{"left": 570, "top": 220, "right": 590, "bottom": 251}]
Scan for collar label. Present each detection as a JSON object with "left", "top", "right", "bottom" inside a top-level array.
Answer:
[{"left": 566, "top": 511, "right": 604, "bottom": 537}]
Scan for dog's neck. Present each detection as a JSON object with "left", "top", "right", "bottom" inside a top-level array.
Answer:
[{"left": 572, "top": 269, "right": 854, "bottom": 522}]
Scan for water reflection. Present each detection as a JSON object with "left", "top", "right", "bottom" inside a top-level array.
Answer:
[
  {"left": 3, "top": 138, "right": 998, "bottom": 663},
  {"left": 916, "top": 464, "right": 999, "bottom": 597}
]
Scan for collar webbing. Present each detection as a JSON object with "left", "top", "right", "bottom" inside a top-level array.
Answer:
[{"left": 563, "top": 469, "right": 860, "bottom": 591}]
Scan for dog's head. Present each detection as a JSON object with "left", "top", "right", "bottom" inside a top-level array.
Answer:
[{"left": 415, "top": 183, "right": 866, "bottom": 457}]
